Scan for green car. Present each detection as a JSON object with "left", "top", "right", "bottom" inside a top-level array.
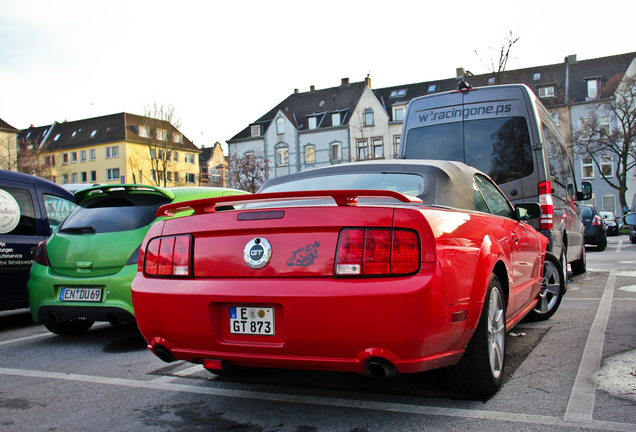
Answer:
[{"left": 28, "top": 184, "right": 247, "bottom": 335}]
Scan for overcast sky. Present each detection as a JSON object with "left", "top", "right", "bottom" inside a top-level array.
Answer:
[{"left": 1, "top": 0, "right": 634, "bottom": 153}]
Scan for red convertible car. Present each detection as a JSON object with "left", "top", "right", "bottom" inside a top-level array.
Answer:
[{"left": 131, "top": 160, "right": 563, "bottom": 395}]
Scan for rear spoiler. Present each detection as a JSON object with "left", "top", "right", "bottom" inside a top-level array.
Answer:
[
  {"left": 156, "top": 190, "right": 423, "bottom": 218},
  {"left": 74, "top": 184, "right": 174, "bottom": 203}
]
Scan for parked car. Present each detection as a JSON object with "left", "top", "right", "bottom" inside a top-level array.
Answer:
[
  {"left": 581, "top": 205, "right": 607, "bottom": 251},
  {"left": 28, "top": 184, "right": 247, "bottom": 335},
  {"left": 599, "top": 211, "right": 618, "bottom": 236},
  {"left": 0, "top": 170, "right": 76, "bottom": 311},
  {"left": 131, "top": 160, "right": 565, "bottom": 396}
]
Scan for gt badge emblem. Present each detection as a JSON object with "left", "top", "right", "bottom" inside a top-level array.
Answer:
[{"left": 244, "top": 238, "right": 272, "bottom": 269}]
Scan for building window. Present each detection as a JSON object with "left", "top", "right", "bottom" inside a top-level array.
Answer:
[
  {"left": 62, "top": 153, "right": 69, "bottom": 164},
  {"left": 62, "top": 174, "right": 69, "bottom": 184},
  {"left": 332, "top": 113, "right": 340, "bottom": 127},
  {"left": 106, "top": 168, "right": 120, "bottom": 181},
  {"left": 533, "top": 73, "right": 541, "bottom": 81},
  {"left": 394, "top": 108, "right": 404, "bottom": 122},
  {"left": 276, "top": 117, "right": 285, "bottom": 135},
  {"left": 89, "top": 149, "right": 96, "bottom": 161},
  {"left": 70, "top": 152, "right": 77, "bottom": 163},
  {"left": 156, "top": 129, "right": 167, "bottom": 141},
  {"left": 582, "top": 156, "right": 594, "bottom": 179},
  {"left": 105, "top": 146, "right": 119, "bottom": 159},
  {"left": 550, "top": 112, "right": 560, "bottom": 126},
  {"left": 364, "top": 108, "right": 374, "bottom": 126},
  {"left": 44, "top": 155, "right": 55, "bottom": 167},
  {"left": 166, "top": 171, "right": 172, "bottom": 182},
  {"left": 357, "top": 139, "right": 368, "bottom": 160},
  {"left": 185, "top": 153, "right": 195, "bottom": 164},
  {"left": 331, "top": 142, "right": 341, "bottom": 162},
  {"left": 427, "top": 84, "right": 437, "bottom": 93},
  {"left": 389, "top": 89, "right": 407, "bottom": 98},
  {"left": 601, "top": 155, "right": 613, "bottom": 177},
  {"left": 210, "top": 169, "right": 221, "bottom": 183},
  {"left": 173, "top": 151, "right": 179, "bottom": 162},
  {"left": 308, "top": 117, "right": 317, "bottom": 130},
  {"left": 372, "top": 138, "right": 384, "bottom": 159},
  {"left": 71, "top": 173, "right": 78, "bottom": 183},
  {"left": 251, "top": 124, "right": 260, "bottom": 137},
  {"left": 90, "top": 171, "right": 97, "bottom": 182},
  {"left": 586, "top": 79, "right": 599, "bottom": 100},
  {"left": 276, "top": 147, "right": 289, "bottom": 166},
  {"left": 603, "top": 194, "right": 616, "bottom": 213},
  {"left": 80, "top": 150, "right": 87, "bottom": 162},
  {"left": 599, "top": 116, "right": 611, "bottom": 135},
  {"left": 394, "top": 135, "right": 401, "bottom": 155},
  {"left": 90, "top": 130, "right": 97, "bottom": 138},
  {"left": 54, "top": 133, "right": 61, "bottom": 141},
  {"left": 488, "top": 77, "right": 496, "bottom": 85},
  {"left": 305, "top": 145, "right": 315, "bottom": 165},
  {"left": 173, "top": 133, "right": 183, "bottom": 143},
  {"left": 539, "top": 86, "right": 555, "bottom": 98},
  {"left": 139, "top": 126, "right": 150, "bottom": 138},
  {"left": 81, "top": 172, "right": 87, "bottom": 183},
  {"left": 185, "top": 173, "right": 196, "bottom": 184},
  {"left": 174, "top": 171, "right": 179, "bottom": 183}
]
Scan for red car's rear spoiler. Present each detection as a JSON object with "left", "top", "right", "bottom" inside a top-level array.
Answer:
[{"left": 156, "top": 190, "right": 423, "bottom": 217}]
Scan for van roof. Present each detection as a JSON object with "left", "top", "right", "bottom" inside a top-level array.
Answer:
[{"left": 0, "top": 169, "right": 74, "bottom": 199}]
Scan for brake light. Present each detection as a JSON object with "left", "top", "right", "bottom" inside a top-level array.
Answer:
[
  {"left": 538, "top": 181, "right": 554, "bottom": 230},
  {"left": 591, "top": 215, "right": 603, "bottom": 226},
  {"left": 143, "top": 235, "right": 192, "bottom": 277},
  {"left": 34, "top": 239, "right": 50, "bottom": 266},
  {"left": 335, "top": 228, "right": 420, "bottom": 276}
]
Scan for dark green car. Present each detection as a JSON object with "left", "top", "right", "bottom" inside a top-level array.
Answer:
[{"left": 28, "top": 184, "right": 247, "bottom": 335}]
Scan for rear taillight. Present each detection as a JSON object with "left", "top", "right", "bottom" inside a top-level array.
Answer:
[
  {"left": 34, "top": 239, "right": 50, "bottom": 266},
  {"left": 143, "top": 235, "right": 192, "bottom": 277},
  {"left": 591, "top": 215, "right": 603, "bottom": 226},
  {"left": 335, "top": 228, "right": 420, "bottom": 276},
  {"left": 538, "top": 181, "right": 554, "bottom": 230}
]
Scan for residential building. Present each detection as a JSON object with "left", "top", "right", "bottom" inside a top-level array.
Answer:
[
  {"left": 0, "top": 117, "right": 18, "bottom": 171},
  {"left": 200, "top": 141, "right": 228, "bottom": 187},
  {"left": 17, "top": 113, "right": 200, "bottom": 187}
]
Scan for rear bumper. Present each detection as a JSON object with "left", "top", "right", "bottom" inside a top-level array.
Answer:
[
  {"left": 28, "top": 262, "right": 137, "bottom": 323},
  {"left": 131, "top": 263, "right": 483, "bottom": 375}
]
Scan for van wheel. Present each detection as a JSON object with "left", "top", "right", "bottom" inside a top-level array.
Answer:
[
  {"left": 570, "top": 245, "right": 586, "bottom": 275},
  {"left": 446, "top": 274, "right": 505, "bottom": 396},
  {"left": 44, "top": 320, "right": 94, "bottom": 336},
  {"left": 560, "top": 247, "right": 568, "bottom": 287},
  {"left": 526, "top": 252, "right": 564, "bottom": 321}
]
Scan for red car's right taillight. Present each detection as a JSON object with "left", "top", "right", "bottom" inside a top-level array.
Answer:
[
  {"left": 143, "top": 235, "right": 192, "bottom": 277},
  {"left": 335, "top": 228, "right": 420, "bottom": 276}
]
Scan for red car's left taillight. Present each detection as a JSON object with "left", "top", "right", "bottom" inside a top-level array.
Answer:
[
  {"left": 142, "top": 234, "right": 192, "bottom": 277},
  {"left": 34, "top": 239, "right": 50, "bottom": 266}
]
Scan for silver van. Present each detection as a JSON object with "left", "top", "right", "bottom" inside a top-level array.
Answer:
[{"left": 399, "top": 83, "right": 592, "bottom": 275}]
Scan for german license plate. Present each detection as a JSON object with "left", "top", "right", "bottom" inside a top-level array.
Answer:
[
  {"left": 229, "top": 306, "right": 274, "bottom": 335},
  {"left": 59, "top": 288, "right": 102, "bottom": 302}
]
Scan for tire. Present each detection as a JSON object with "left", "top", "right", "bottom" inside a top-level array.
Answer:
[
  {"left": 560, "top": 246, "right": 568, "bottom": 288},
  {"left": 525, "top": 252, "right": 564, "bottom": 321},
  {"left": 570, "top": 245, "right": 586, "bottom": 275},
  {"left": 597, "top": 237, "right": 606, "bottom": 251},
  {"left": 43, "top": 320, "right": 94, "bottom": 336},
  {"left": 446, "top": 273, "right": 506, "bottom": 396},
  {"left": 631, "top": 230, "right": 636, "bottom": 244}
]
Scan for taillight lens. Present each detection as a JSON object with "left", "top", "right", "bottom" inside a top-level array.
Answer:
[
  {"left": 591, "top": 215, "right": 603, "bottom": 226},
  {"left": 538, "top": 181, "right": 554, "bottom": 230},
  {"left": 335, "top": 228, "right": 420, "bottom": 276},
  {"left": 143, "top": 235, "right": 192, "bottom": 277},
  {"left": 34, "top": 239, "right": 50, "bottom": 266}
]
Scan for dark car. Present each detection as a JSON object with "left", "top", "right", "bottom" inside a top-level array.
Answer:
[
  {"left": 132, "top": 160, "right": 566, "bottom": 396},
  {"left": 581, "top": 204, "right": 607, "bottom": 251},
  {"left": 0, "top": 170, "right": 76, "bottom": 311},
  {"left": 599, "top": 211, "right": 618, "bottom": 236}
]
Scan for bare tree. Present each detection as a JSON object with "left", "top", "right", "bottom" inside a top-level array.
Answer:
[
  {"left": 475, "top": 30, "right": 520, "bottom": 84},
  {"left": 134, "top": 102, "right": 186, "bottom": 186},
  {"left": 0, "top": 134, "right": 18, "bottom": 171},
  {"left": 571, "top": 73, "right": 636, "bottom": 212},
  {"left": 227, "top": 149, "right": 269, "bottom": 193},
  {"left": 14, "top": 138, "right": 63, "bottom": 180}
]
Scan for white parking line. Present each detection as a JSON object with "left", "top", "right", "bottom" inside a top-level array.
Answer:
[
  {"left": 565, "top": 268, "right": 617, "bottom": 422},
  {"left": 0, "top": 367, "right": 634, "bottom": 431},
  {"left": 0, "top": 332, "right": 52, "bottom": 347}
]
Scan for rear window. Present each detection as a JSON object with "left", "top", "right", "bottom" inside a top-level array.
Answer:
[
  {"left": 581, "top": 206, "right": 593, "bottom": 217},
  {"left": 261, "top": 173, "right": 425, "bottom": 197},
  {"left": 59, "top": 193, "right": 171, "bottom": 234},
  {"left": 404, "top": 116, "right": 534, "bottom": 184}
]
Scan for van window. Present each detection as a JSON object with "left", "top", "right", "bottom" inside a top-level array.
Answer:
[
  {"left": 43, "top": 195, "right": 76, "bottom": 232},
  {"left": 405, "top": 117, "right": 534, "bottom": 184},
  {"left": 0, "top": 187, "right": 37, "bottom": 236}
]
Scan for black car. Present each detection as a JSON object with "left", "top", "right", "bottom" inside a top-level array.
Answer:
[
  {"left": 600, "top": 211, "right": 618, "bottom": 236},
  {"left": 581, "top": 204, "right": 607, "bottom": 251}
]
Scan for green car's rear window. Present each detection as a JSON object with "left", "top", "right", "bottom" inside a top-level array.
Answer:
[{"left": 59, "top": 193, "right": 171, "bottom": 234}]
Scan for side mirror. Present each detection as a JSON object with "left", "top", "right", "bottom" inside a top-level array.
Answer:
[
  {"left": 577, "top": 181, "right": 593, "bottom": 201},
  {"left": 516, "top": 203, "right": 541, "bottom": 221},
  {"left": 623, "top": 213, "right": 636, "bottom": 226}
]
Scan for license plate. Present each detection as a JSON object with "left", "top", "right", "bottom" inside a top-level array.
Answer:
[
  {"left": 229, "top": 306, "right": 274, "bottom": 335},
  {"left": 59, "top": 288, "right": 102, "bottom": 302}
]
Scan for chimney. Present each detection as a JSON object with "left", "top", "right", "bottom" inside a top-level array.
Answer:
[
  {"left": 294, "top": 88, "right": 299, "bottom": 94},
  {"left": 364, "top": 75, "right": 371, "bottom": 89},
  {"left": 341, "top": 77, "right": 350, "bottom": 86},
  {"left": 310, "top": 85, "right": 315, "bottom": 93},
  {"left": 456, "top": 67, "right": 465, "bottom": 78},
  {"left": 565, "top": 54, "right": 577, "bottom": 64}
]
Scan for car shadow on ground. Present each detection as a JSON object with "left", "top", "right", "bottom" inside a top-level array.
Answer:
[{"left": 0, "top": 308, "right": 38, "bottom": 332}]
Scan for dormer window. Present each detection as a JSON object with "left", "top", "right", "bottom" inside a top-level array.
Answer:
[
  {"left": 156, "top": 129, "right": 167, "bottom": 141},
  {"left": 488, "top": 77, "right": 496, "bottom": 85},
  {"left": 533, "top": 73, "right": 541, "bottom": 81},
  {"left": 139, "top": 126, "right": 150, "bottom": 138},
  {"left": 276, "top": 117, "right": 285, "bottom": 135},
  {"left": 308, "top": 117, "right": 317, "bottom": 130},
  {"left": 427, "top": 84, "right": 437, "bottom": 93},
  {"left": 586, "top": 78, "right": 599, "bottom": 100},
  {"left": 251, "top": 125, "right": 261, "bottom": 137},
  {"left": 173, "top": 133, "right": 183, "bottom": 143},
  {"left": 394, "top": 107, "right": 404, "bottom": 121},
  {"left": 332, "top": 113, "right": 340, "bottom": 127},
  {"left": 390, "top": 89, "right": 407, "bottom": 98}
]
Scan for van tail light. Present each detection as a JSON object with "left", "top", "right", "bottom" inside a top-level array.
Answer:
[
  {"left": 538, "top": 181, "right": 554, "bottom": 230},
  {"left": 143, "top": 235, "right": 192, "bottom": 277},
  {"left": 335, "top": 228, "right": 420, "bottom": 276},
  {"left": 34, "top": 239, "right": 50, "bottom": 266},
  {"left": 591, "top": 215, "right": 603, "bottom": 226}
]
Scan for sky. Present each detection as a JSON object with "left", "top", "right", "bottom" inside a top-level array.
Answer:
[{"left": 1, "top": 0, "right": 634, "bottom": 153}]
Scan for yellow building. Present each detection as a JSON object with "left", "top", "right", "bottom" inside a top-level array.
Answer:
[{"left": 17, "top": 113, "right": 200, "bottom": 187}]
